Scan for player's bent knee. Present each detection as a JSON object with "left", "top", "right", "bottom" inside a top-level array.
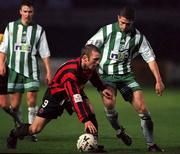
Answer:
[
  {"left": 135, "top": 102, "right": 148, "bottom": 113},
  {"left": 103, "top": 100, "right": 115, "bottom": 109},
  {"left": 138, "top": 107, "right": 147, "bottom": 113}
]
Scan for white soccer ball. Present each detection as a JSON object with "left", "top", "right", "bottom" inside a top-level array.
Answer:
[{"left": 77, "top": 133, "right": 97, "bottom": 152}]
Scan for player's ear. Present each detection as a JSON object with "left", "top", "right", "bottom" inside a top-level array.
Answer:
[
  {"left": 82, "top": 55, "right": 88, "bottom": 62},
  {"left": 19, "top": 9, "right": 22, "bottom": 15}
]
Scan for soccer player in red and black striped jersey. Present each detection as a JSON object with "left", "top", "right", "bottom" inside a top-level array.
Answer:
[{"left": 7, "top": 44, "right": 112, "bottom": 151}]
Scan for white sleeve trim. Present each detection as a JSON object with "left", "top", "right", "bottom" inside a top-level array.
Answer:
[{"left": 139, "top": 35, "right": 155, "bottom": 62}]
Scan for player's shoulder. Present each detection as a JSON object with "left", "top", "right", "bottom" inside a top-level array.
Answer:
[
  {"left": 134, "top": 28, "right": 144, "bottom": 37},
  {"left": 101, "top": 22, "right": 118, "bottom": 35},
  {"left": 103, "top": 22, "right": 117, "bottom": 28},
  {"left": 7, "top": 21, "right": 15, "bottom": 26},
  {"left": 29, "top": 21, "right": 44, "bottom": 31},
  {"left": 36, "top": 23, "right": 43, "bottom": 28},
  {"left": 64, "top": 58, "right": 79, "bottom": 69},
  {"left": 5, "top": 21, "right": 15, "bottom": 30},
  {"left": 135, "top": 28, "right": 141, "bottom": 34}
]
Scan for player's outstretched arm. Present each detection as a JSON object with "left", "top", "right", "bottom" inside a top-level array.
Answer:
[
  {"left": 148, "top": 60, "right": 165, "bottom": 96},
  {"left": 0, "top": 52, "right": 6, "bottom": 76},
  {"left": 42, "top": 57, "right": 52, "bottom": 84}
]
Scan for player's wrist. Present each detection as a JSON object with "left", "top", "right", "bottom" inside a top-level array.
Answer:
[{"left": 82, "top": 117, "right": 89, "bottom": 123}]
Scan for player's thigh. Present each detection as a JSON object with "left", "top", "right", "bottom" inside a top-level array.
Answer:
[
  {"left": 118, "top": 72, "right": 142, "bottom": 102},
  {"left": 37, "top": 89, "right": 65, "bottom": 119},
  {"left": 25, "top": 77, "right": 39, "bottom": 106},
  {"left": 131, "top": 90, "right": 148, "bottom": 113},
  {"left": 0, "top": 95, "right": 9, "bottom": 108},
  {"left": 102, "top": 83, "right": 116, "bottom": 108},
  {"left": 10, "top": 92, "right": 23, "bottom": 108}
]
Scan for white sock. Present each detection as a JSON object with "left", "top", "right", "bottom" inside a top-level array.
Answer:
[
  {"left": 28, "top": 106, "right": 38, "bottom": 124},
  {"left": 139, "top": 113, "right": 154, "bottom": 144}
]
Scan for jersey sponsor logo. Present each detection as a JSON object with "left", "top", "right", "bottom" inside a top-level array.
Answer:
[
  {"left": 14, "top": 43, "right": 31, "bottom": 52},
  {"left": 38, "top": 108, "right": 44, "bottom": 114},
  {"left": 73, "top": 94, "right": 83, "bottom": 103},
  {"left": 110, "top": 49, "right": 129, "bottom": 61}
]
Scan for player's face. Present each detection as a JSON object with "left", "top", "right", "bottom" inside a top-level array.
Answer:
[
  {"left": 20, "top": 5, "right": 34, "bottom": 25},
  {"left": 118, "top": 16, "right": 133, "bottom": 32},
  {"left": 86, "top": 51, "right": 100, "bottom": 70}
]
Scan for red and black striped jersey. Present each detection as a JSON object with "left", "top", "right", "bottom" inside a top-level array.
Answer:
[{"left": 49, "top": 57, "right": 106, "bottom": 123}]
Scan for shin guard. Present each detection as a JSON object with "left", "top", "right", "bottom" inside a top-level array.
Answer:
[{"left": 139, "top": 113, "right": 154, "bottom": 144}]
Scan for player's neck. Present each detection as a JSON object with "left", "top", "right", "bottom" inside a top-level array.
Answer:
[{"left": 21, "top": 19, "right": 31, "bottom": 26}]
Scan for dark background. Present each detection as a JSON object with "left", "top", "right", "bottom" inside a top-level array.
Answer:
[
  {"left": 0, "top": 0, "right": 180, "bottom": 85},
  {"left": 0, "top": 0, "right": 179, "bottom": 61}
]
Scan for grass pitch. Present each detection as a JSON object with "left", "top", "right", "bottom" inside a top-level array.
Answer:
[{"left": 0, "top": 85, "right": 180, "bottom": 154}]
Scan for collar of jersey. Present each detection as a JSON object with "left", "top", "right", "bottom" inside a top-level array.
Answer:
[{"left": 16, "top": 19, "right": 35, "bottom": 27}]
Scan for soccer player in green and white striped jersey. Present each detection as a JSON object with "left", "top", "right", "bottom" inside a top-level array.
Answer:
[
  {"left": 0, "top": 33, "right": 22, "bottom": 127},
  {"left": 87, "top": 6, "right": 165, "bottom": 152},
  {"left": 0, "top": 0, "right": 51, "bottom": 142}
]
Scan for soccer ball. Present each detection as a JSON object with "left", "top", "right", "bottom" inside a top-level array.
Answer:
[{"left": 77, "top": 133, "right": 97, "bottom": 152}]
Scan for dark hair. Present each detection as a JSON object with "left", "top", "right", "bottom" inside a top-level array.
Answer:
[
  {"left": 119, "top": 6, "right": 135, "bottom": 21},
  {"left": 81, "top": 44, "right": 100, "bottom": 59},
  {"left": 20, "top": 0, "right": 34, "bottom": 9}
]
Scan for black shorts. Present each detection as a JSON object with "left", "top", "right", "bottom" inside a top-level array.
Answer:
[
  {"left": 0, "top": 70, "right": 8, "bottom": 95},
  {"left": 37, "top": 89, "right": 73, "bottom": 119}
]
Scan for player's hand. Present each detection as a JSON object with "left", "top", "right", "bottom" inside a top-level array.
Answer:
[
  {"left": 155, "top": 80, "right": 165, "bottom": 96},
  {"left": 0, "top": 62, "right": 6, "bottom": 76},
  {"left": 102, "top": 89, "right": 113, "bottom": 100},
  {"left": 45, "top": 72, "right": 52, "bottom": 85},
  {"left": 84, "top": 120, "right": 97, "bottom": 134}
]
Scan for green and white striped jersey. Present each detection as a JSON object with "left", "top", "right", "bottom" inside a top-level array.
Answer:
[
  {"left": 0, "top": 19, "right": 50, "bottom": 80},
  {"left": 87, "top": 22, "right": 155, "bottom": 75}
]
